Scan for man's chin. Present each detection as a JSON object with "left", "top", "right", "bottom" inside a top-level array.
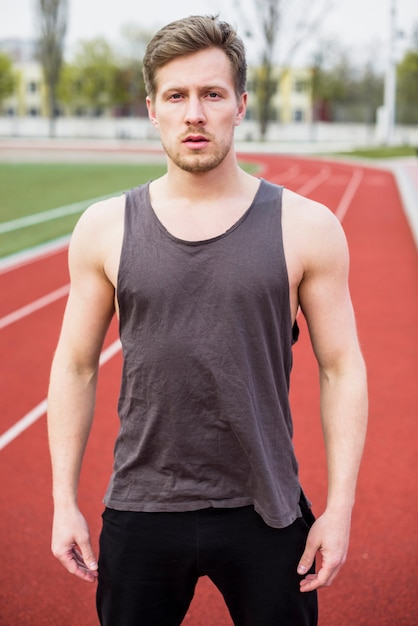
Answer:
[{"left": 169, "top": 152, "right": 227, "bottom": 174}]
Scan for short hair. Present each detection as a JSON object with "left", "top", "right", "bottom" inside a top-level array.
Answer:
[{"left": 143, "top": 15, "right": 247, "bottom": 100}]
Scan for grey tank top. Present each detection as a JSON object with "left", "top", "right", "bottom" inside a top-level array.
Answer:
[{"left": 104, "top": 179, "right": 303, "bottom": 528}]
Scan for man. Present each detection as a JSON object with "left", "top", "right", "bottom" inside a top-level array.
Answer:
[{"left": 48, "top": 15, "right": 368, "bottom": 626}]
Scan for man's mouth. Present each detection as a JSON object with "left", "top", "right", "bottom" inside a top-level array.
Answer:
[{"left": 183, "top": 135, "right": 209, "bottom": 145}]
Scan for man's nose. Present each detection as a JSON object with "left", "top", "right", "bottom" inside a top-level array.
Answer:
[{"left": 184, "top": 96, "right": 206, "bottom": 125}]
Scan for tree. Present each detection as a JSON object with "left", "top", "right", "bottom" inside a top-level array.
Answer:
[
  {"left": 36, "top": 0, "right": 68, "bottom": 136},
  {"left": 113, "top": 24, "right": 151, "bottom": 117},
  {"left": 310, "top": 42, "right": 384, "bottom": 124},
  {"left": 58, "top": 38, "right": 118, "bottom": 115},
  {"left": 112, "top": 65, "right": 147, "bottom": 117},
  {"left": 310, "top": 43, "right": 349, "bottom": 122},
  {"left": 397, "top": 49, "right": 418, "bottom": 124},
  {"left": 236, "top": 0, "right": 334, "bottom": 139},
  {"left": 0, "top": 53, "right": 16, "bottom": 112},
  {"left": 58, "top": 29, "right": 150, "bottom": 118},
  {"left": 251, "top": 0, "right": 280, "bottom": 139}
]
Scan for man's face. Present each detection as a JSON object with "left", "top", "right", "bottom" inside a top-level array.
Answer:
[{"left": 147, "top": 47, "right": 247, "bottom": 174}]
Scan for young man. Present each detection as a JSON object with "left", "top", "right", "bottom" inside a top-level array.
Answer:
[{"left": 48, "top": 15, "right": 368, "bottom": 626}]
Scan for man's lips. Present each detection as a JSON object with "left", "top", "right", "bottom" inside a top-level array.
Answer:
[{"left": 182, "top": 135, "right": 209, "bottom": 144}]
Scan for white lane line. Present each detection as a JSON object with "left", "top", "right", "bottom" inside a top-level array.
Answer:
[
  {"left": 296, "top": 166, "right": 332, "bottom": 196},
  {"left": 0, "top": 399, "right": 48, "bottom": 451},
  {"left": 0, "top": 191, "right": 124, "bottom": 234},
  {"left": 98, "top": 338, "right": 122, "bottom": 366},
  {"left": 335, "top": 169, "right": 364, "bottom": 222},
  {"left": 0, "top": 284, "right": 70, "bottom": 330},
  {"left": 0, "top": 236, "right": 70, "bottom": 275},
  {"left": 0, "top": 201, "right": 88, "bottom": 234},
  {"left": 271, "top": 164, "right": 302, "bottom": 184},
  {"left": 0, "top": 339, "right": 122, "bottom": 451}
]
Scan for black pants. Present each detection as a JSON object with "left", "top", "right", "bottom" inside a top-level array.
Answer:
[{"left": 96, "top": 500, "right": 318, "bottom": 626}]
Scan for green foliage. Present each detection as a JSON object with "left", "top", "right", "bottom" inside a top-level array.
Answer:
[
  {"left": 342, "top": 146, "right": 417, "bottom": 158},
  {"left": 59, "top": 38, "right": 118, "bottom": 113},
  {"left": 112, "top": 64, "right": 147, "bottom": 117},
  {"left": 0, "top": 52, "right": 16, "bottom": 106},
  {"left": 397, "top": 50, "right": 418, "bottom": 124},
  {"left": 58, "top": 36, "right": 147, "bottom": 116},
  {"left": 311, "top": 48, "right": 384, "bottom": 123}
]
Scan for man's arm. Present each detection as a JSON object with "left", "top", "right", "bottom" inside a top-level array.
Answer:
[
  {"left": 47, "top": 202, "right": 117, "bottom": 582},
  {"left": 294, "top": 203, "right": 368, "bottom": 592}
]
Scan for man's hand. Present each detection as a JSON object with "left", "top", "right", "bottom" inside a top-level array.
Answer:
[
  {"left": 51, "top": 507, "right": 98, "bottom": 583},
  {"left": 297, "top": 510, "right": 351, "bottom": 592}
]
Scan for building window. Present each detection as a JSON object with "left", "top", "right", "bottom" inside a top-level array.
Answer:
[
  {"left": 293, "top": 109, "right": 305, "bottom": 122},
  {"left": 27, "top": 81, "right": 39, "bottom": 93},
  {"left": 293, "top": 79, "right": 307, "bottom": 93},
  {"left": 28, "top": 107, "right": 39, "bottom": 116}
]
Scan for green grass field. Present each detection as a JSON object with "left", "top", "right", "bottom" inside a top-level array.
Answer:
[
  {"left": 335, "top": 145, "right": 417, "bottom": 159},
  {"left": 0, "top": 163, "right": 167, "bottom": 258}
]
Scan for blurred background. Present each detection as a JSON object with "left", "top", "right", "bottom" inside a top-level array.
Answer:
[{"left": 0, "top": 0, "right": 417, "bottom": 148}]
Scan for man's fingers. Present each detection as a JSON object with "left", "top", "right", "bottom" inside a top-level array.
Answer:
[
  {"left": 299, "top": 564, "right": 338, "bottom": 592},
  {"left": 297, "top": 541, "right": 317, "bottom": 576},
  {"left": 68, "top": 547, "right": 98, "bottom": 582},
  {"left": 299, "top": 549, "right": 345, "bottom": 592},
  {"left": 78, "top": 541, "right": 98, "bottom": 572},
  {"left": 54, "top": 543, "right": 98, "bottom": 582}
]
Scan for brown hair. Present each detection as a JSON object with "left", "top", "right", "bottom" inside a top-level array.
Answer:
[{"left": 143, "top": 15, "right": 247, "bottom": 100}]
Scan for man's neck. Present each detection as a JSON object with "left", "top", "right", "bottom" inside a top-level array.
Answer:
[
  {"left": 159, "top": 158, "right": 251, "bottom": 204},
  {"left": 148, "top": 158, "right": 260, "bottom": 242}
]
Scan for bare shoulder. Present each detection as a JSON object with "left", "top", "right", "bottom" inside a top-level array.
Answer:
[
  {"left": 282, "top": 187, "right": 349, "bottom": 272},
  {"left": 69, "top": 194, "right": 125, "bottom": 286},
  {"left": 72, "top": 194, "right": 125, "bottom": 244}
]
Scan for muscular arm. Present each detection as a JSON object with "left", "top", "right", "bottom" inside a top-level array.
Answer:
[
  {"left": 47, "top": 201, "right": 119, "bottom": 581},
  {"left": 292, "top": 202, "right": 368, "bottom": 591}
]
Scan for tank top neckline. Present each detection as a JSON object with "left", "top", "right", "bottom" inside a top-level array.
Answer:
[{"left": 143, "top": 178, "right": 265, "bottom": 246}]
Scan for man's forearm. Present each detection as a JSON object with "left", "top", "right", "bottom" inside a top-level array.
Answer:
[
  {"left": 320, "top": 356, "right": 368, "bottom": 513},
  {"left": 47, "top": 359, "right": 98, "bottom": 507},
  {"left": 297, "top": 356, "right": 367, "bottom": 591}
]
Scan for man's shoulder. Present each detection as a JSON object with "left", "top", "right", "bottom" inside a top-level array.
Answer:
[
  {"left": 83, "top": 193, "right": 126, "bottom": 222},
  {"left": 283, "top": 187, "right": 344, "bottom": 234},
  {"left": 282, "top": 187, "right": 348, "bottom": 263},
  {"left": 283, "top": 187, "right": 330, "bottom": 217},
  {"left": 73, "top": 194, "right": 125, "bottom": 238},
  {"left": 69, "top": 193, "right": 126, "bottom": 262}
]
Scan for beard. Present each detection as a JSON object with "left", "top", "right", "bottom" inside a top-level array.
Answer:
[{"left": 161, "top": 135, "right": 232, "bottom": 174}]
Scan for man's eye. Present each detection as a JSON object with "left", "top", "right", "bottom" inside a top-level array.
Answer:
[
  {"left": 208, "top": 92, "right": 220, "bottom": 99},
  {"left": 169, "top": 94, "right": 182, "bottom": 100}
]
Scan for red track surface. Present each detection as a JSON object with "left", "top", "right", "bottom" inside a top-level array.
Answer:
[{"left": 1, "top": 154, "right": 417, "bottom": 626}]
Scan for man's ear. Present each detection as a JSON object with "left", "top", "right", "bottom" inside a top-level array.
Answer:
[
  {"left": 235, "top": 92, "right": 247, "bottom": 127},
  {"left": 146, "top": 96, "right": 158, "bottom": 128}
]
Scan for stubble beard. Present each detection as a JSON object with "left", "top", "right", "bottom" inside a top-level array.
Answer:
[{"left": 162, "top": 138, "right": 232, "bottom": 174}]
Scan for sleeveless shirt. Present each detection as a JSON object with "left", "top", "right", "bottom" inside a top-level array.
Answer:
[{"left": 103, "top": 179, "right": 303, "bottom": 529}]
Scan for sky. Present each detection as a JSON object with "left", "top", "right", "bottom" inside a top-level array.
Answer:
[{"left": 1, "top": 0, "right": 417, "bottom": 68}]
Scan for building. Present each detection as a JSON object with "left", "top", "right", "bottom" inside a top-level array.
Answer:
[
  {"left": 0, "top": 39, "right": 47, "bottom": 118},
  {"left": 246, "top": 65, "right": 313, "bottom": 125}
]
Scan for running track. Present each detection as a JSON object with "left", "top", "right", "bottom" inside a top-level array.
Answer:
[{"left": 0, "top": 151, "right": 417, "bottom": 626}]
